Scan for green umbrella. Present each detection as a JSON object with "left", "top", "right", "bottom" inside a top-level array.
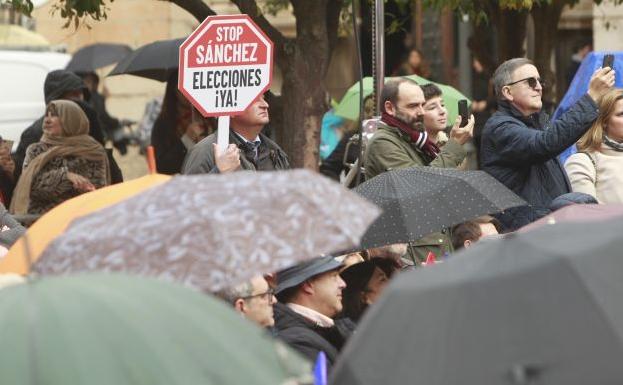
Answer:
[
  {"left": 334, "top": 75, "right": 470, "bottom": 125},
  {"left": 0, "top": 274, "right": 311, "bottom": 385}
]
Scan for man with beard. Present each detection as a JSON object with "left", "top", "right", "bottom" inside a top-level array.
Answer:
[
  {"left": 364, "top": 78, "right": 474, "bottom": 264},
  {"left": 365, "top": 78, "right": 474, "bottom": 179}
]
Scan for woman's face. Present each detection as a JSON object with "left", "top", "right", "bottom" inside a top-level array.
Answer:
[
  {"left": 606, "top": 99, "right": 623, "bottom": 142},
  {"left": 408, "top": 50, "right": 422, "bottom": 68},
  {"left": 362, "top": 267, "right": 389, "bottom": 305},
  {"left": 43, "top": 110, "right": 62, "bottom": 136}
]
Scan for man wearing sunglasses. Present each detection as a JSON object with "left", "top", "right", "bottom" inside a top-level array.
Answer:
[
  {"left": 480, "top": 58, "right": 615, "bottom": 231},
  {"left": 216, "top": 275, "right": 276, "bottom": 328}
]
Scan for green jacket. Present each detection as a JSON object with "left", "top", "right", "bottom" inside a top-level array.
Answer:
[
  {"left": 365, "top": 123, "right": 466, "bottom": 179},
  {"left": 364, "top": 123, "right": 466, "bottom": 264}
]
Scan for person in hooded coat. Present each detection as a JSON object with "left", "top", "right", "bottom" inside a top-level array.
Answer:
[
  {"left": 12, "top": 70, "right": 122, "bottom": 189},
  {"left": 10, "top": 100, "right": 110, "bottom": 216}
]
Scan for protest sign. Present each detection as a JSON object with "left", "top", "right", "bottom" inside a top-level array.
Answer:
[{"left": 179, "top": 15, "right": 273, "bottom": 150}]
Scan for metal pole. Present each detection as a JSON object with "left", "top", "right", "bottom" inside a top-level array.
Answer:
[{"left": 374, "top": 0, "right": 385, "bottom": 115}]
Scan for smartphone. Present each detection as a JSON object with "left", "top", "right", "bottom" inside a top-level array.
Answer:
[
  {"left": 603, "top": 54, "right": 614, "bottom": 70},
  {"left": 458, "top": 100, "right": 469, "bottom": 128}
]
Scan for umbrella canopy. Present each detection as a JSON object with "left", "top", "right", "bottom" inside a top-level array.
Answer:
[
  {"left": 354, "top": 167, "right": 526, "bottom": 249},
  {"left": 32, "top": 170, "right": 381, "bottom": 292},
  {"left": 554, "top": 51, "right": 623, "bottom": 163},
  {"left": 519, "top": 203, "right": 623, "bottom": 233},
  {"left": 331, "top": 217, "right": 623, "bottom": 385},
  {"left": 107, "top": 38, "right": 184, "bottom": 81},
  {"left": 65, "top": 43, "right": 132, "bottom": 72},
  {"left": 1, "top": 174, "right": 171, "bottom": 275},
  {"left": 0, "top": 274, "right": 311, "bottom": 385},
  {"left": 333, "top": 75, "right": 470, "bottom": 123}
]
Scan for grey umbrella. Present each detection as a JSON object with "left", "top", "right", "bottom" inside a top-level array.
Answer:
[
  {"left": 32, "top": 170, "right": 380, "bottom": 293},
  {"left": 65, "top": 43, "right": 132, "bottom": 72},
  {"left": 330, "top": 217, "right": 623, "bottom": 385},
  {"left": 107, "top": 38, "right": 184, "bottom": 82},
  {"left": 354, "top": 166, "right": 526, "bottom": 249}
]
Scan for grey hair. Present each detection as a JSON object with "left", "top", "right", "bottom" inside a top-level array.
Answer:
[
  {"left": 214, "top": 280, "right": 254, "bottom": 305},
  {"left": 492, "top": 58, "right": 534, "bottom": 100}
]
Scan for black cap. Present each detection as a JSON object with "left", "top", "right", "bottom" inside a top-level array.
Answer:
[{"left": 276, "top": 256, "right": 343, "bottom": 294}]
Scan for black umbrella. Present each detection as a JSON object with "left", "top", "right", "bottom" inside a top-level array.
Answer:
[
  {"left": 107, "top": 38, "right": 184, "bottom": 82},
  {"left": 65, "top": 43, "right": 132, "bottom": 72},
  {"left": 354, "top": 167, "right": 526, "bottom": 249},
  {"left": 331, "top": 217, "right": 623, "bottom": 385}
]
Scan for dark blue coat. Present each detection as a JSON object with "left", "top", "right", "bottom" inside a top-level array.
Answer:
[{"left": 480, "top": 94, "right": 598, "bottom": 229}]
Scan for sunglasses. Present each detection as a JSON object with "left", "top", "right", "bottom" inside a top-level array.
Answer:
[{"left": 505, "top": 77, "right": 546, "bottom": 89}]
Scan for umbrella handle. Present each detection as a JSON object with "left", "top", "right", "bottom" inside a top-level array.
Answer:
[{"left": 146, "top": 146, "right": 156, "bottom": 174}]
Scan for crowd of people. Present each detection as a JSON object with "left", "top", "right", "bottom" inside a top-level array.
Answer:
[{"left": 0, "top": 51, "right": 619, "bottom": 373}]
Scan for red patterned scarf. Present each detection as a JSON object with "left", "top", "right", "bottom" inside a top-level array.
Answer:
[{"left": 381, "top": 111, "right": 440, "bottom": 160}]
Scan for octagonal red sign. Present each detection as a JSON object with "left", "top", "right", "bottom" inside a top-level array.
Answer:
[{"left": 178, "top": 14, "right": 273, "bottom": 117}]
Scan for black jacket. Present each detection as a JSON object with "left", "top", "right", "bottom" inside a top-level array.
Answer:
[
  {"left": 150, "top": 114, "right": 188, "bottom": 175},
  {"left": 273, "top": 302, "right": 352, "bottom": 371},
  {"left": 480, "top": 94, "right": 598, "bottom": 230}
]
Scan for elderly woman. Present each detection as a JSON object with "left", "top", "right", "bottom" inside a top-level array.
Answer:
[
  {"left": 565, "top": 89, "right": 623, "bottom": 204},
  {"left": 10, "top": 100, "right": 110, "bottom": 216}
]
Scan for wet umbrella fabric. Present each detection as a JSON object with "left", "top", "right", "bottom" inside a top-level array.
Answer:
[
  {"left": 0, "top": 274, "right": 311, "bottom": 385},
  {"left": 519, "top": 203, "right": 623, "bottom": 233},
  {"left": 107, "top": 38, "right": 183, "bottom": 81},
  {"left": 65, "top": 43, "right": 132, "bottom": 72},
  {"left": 354, "top": 167, "right": 526, "bottom": 249},
  {"left": 32, "top": 170, "right": 381, "bottom": 293},
  {"left": 330, "top": 217, "right": 623, "bottom": 385}
]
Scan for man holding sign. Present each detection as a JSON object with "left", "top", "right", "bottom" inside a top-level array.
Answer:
[
  {"left": 182, "top": 94, "right": 289, "bottom": 174},
  {"left": 178, "top": 14, "right": 288, "bottom": 174}
]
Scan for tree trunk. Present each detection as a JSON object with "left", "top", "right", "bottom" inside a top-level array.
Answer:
[
  {"left": 278, "top": 0, "right": 337, "bottom": 169},
  {"left": 531, "top": 0, "right": 566, "bottom": 106},
  {"left": 489, "top": 7, "right": 529, "bottom": 63}
]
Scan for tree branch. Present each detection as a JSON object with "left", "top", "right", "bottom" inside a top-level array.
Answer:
[
  {"left": 230, "top": 0, "right": 287, "bottom": 51},
  {"left": 163, "top": 0, "right": 216, "bottom": 22}
]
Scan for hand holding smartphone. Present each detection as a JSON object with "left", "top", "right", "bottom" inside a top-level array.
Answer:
[
  {"left": 603, "top": 54, "right": 614, "bottom": 70},
  {"left": 458, "top": 100, "right": 469, "bottom": 128}
]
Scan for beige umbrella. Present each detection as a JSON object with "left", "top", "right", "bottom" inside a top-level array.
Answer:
[
  {"left": 32, "top": 170, "right": 381, "bottom": 292},
  {"left": 0, "top": 25, "right": 49, "bottom": 48}
]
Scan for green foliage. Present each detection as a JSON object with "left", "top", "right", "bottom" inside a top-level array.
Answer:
[
  {"left": 52, "top": 0, "right": 111, "bottom": 28},
  {"left": 2, "top": 0, "right": 33, "bottom": 15},
  {"left": 261, "top": 0, "right": 289, "bottom": 16},
  {"left": 2, "top": 0, "right": 110, "bottom": 29}
]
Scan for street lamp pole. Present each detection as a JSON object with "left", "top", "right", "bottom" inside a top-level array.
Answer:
[{"left": 373, "top": 0, "right": 384, "bottom": 116}]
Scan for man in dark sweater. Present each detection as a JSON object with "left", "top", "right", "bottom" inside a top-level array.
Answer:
[{"left": 274, "top": 256, "right": 352, "bottom": 371}]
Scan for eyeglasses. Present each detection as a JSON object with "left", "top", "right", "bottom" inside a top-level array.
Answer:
[
  {"left": 240, "top": 288, "right": 275, "bottom": 302},
  {"left": 505, "top": 77, "right": 546, "bottom": 89}
]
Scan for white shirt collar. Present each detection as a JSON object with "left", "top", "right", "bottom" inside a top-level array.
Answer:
[
  {"left": 287, "top": 303, "right": 335, "bottom": 328},
  {"left": 233, "top": 131, "right": 261, "bottom": 144}
]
